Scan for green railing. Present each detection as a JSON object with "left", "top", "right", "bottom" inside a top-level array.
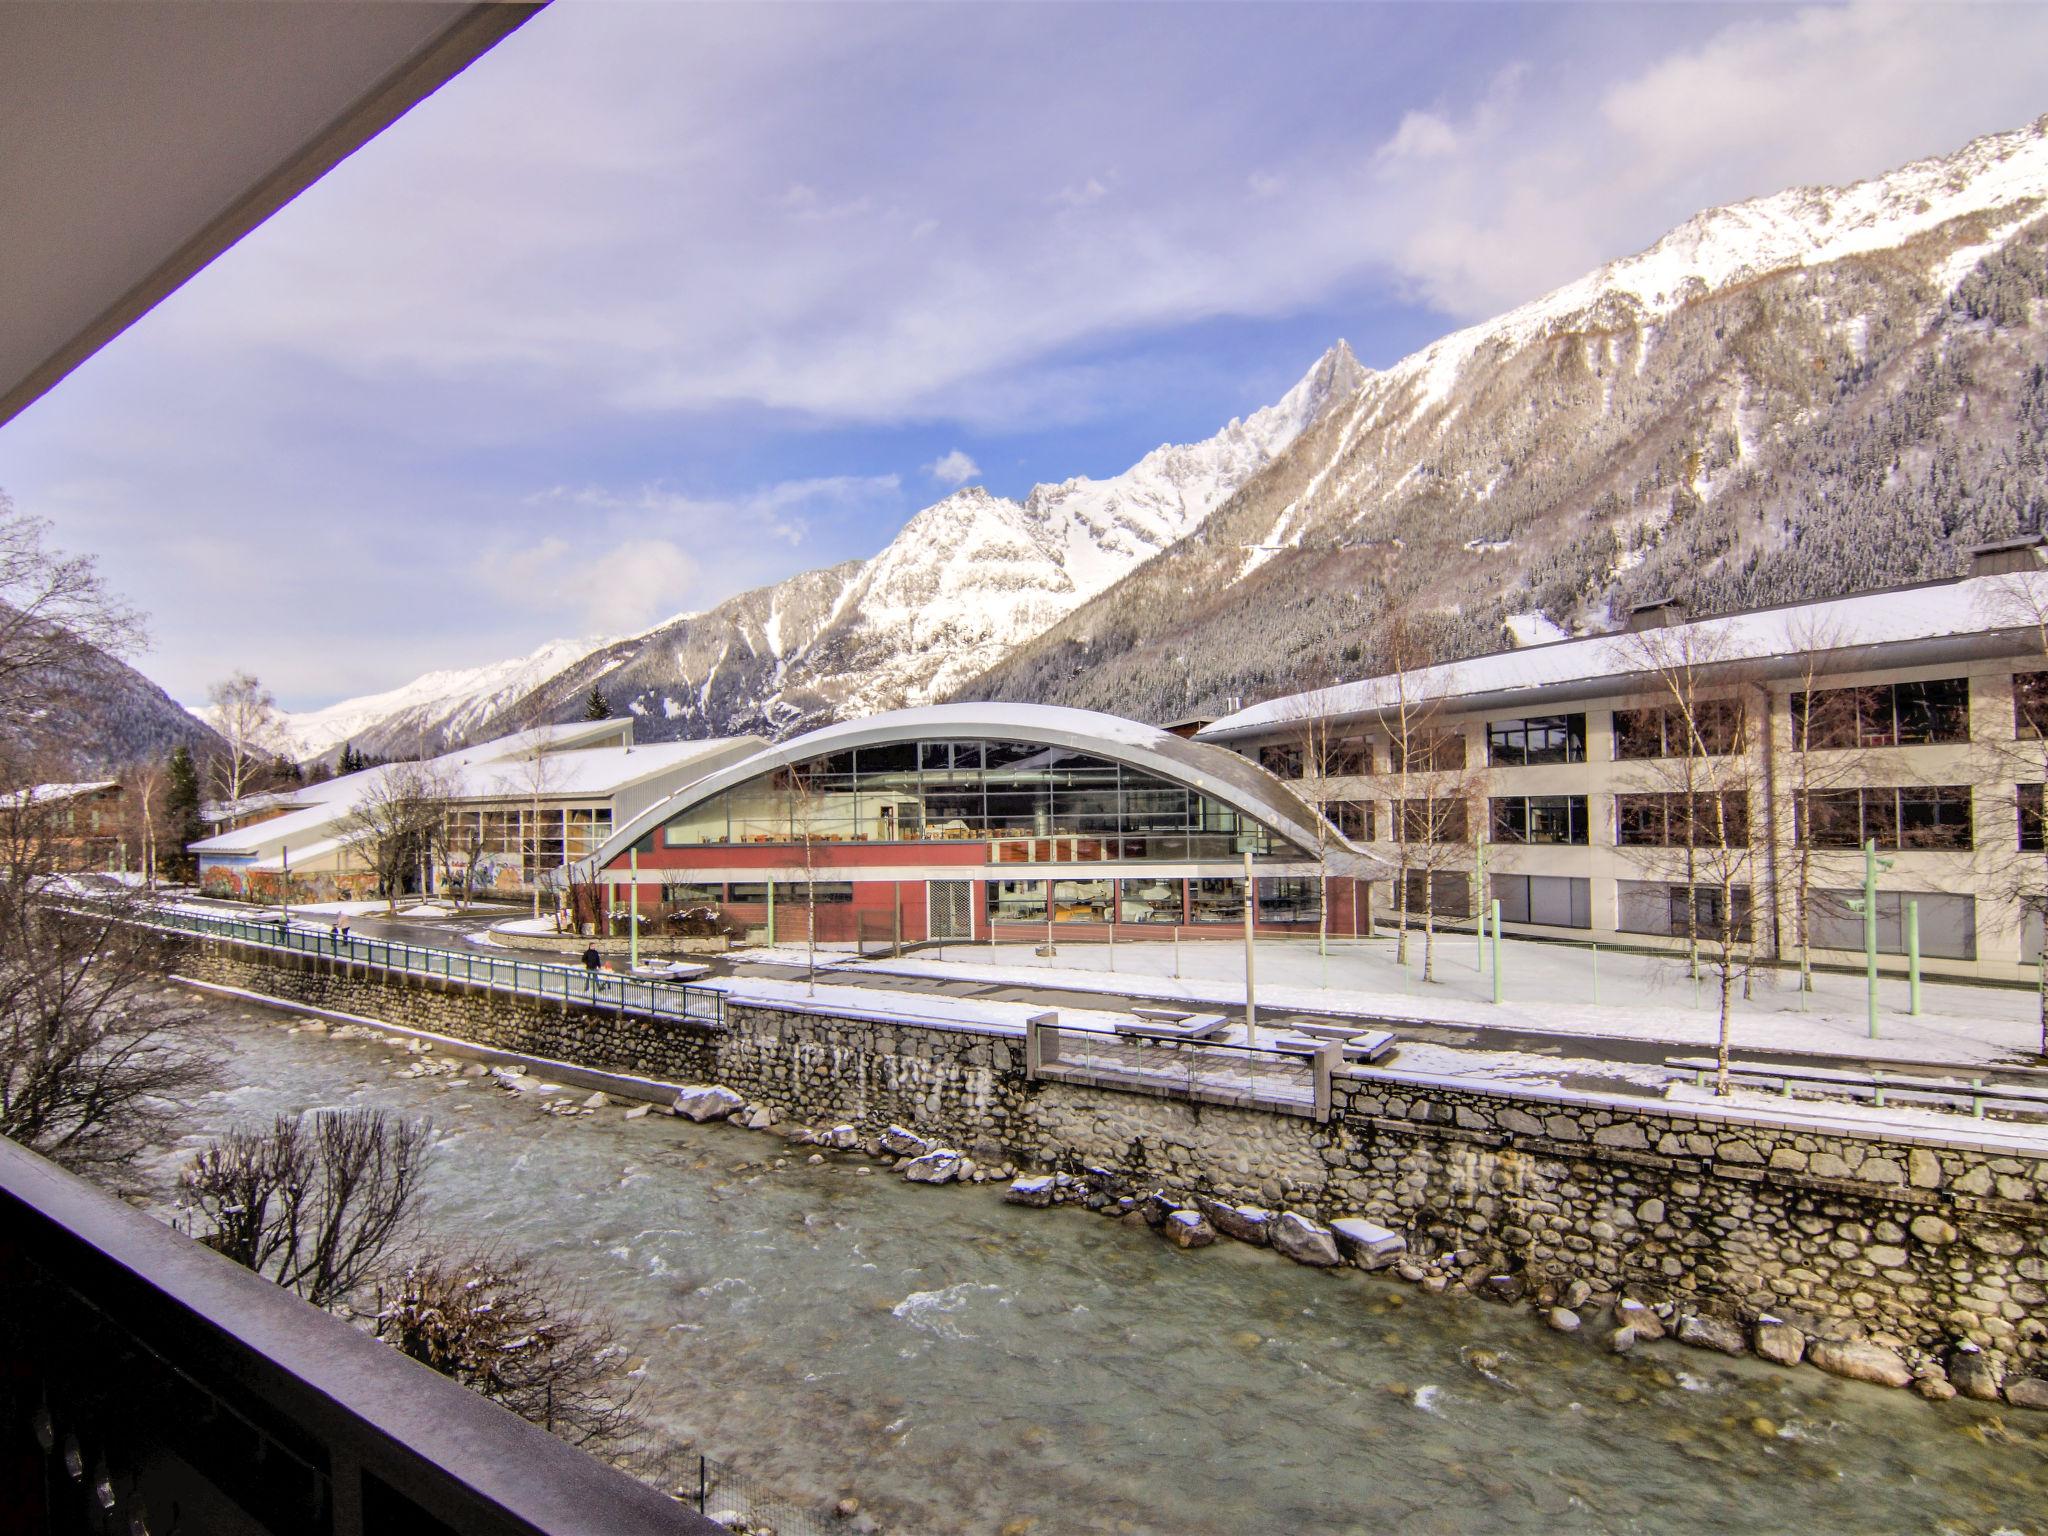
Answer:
[{"left": 147, "top": 908, "right": 725, "bottom": 1027}]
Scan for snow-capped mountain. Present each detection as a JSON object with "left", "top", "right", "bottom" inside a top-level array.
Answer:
[
  {"left": 967, "top": 115, "right": 2048, "bottom": 718},
  {"left": 347, "top": 342, "right": 1361, "bottom": 747},
  {"left": 211, "top": 634, "right": 609, "bottom": 763}
]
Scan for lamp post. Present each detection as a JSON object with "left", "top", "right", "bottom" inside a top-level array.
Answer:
[
  {"left": 281, "top": 844, "right": 290, "bottom": 928},
  {"left": 1241, "top": 848, "right": 1258, "bottom": 1044},
  {"left": 628, "top": 848, "right": 640, "bottom": 972},
  {"left": 1846, "top": 838, "right": 1895, "bottom": 1039}
]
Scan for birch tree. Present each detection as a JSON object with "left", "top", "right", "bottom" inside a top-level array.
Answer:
[
  {"left": 1982, "top": 571, "right": 2048, "bottom": 1057},
  {"left": 206, "top": 670, "right": 280, "bottom": 809}
]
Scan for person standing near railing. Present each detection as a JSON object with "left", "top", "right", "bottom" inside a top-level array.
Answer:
[{"left": 581, "top": 944, "right": 601, "bottom": 996}]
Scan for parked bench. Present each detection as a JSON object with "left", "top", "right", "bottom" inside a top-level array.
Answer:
[
  {"left": 1666, "top": 1055, "right": 2048, "bottom": 1119},
  {"left": 1129, "top": 1007, "right": 1196, "bottom": 1024},
  {"left": 1269, "top": 1029, "right": 1398, "bottom": 1064},
  {"left": 1114, "top": 1013, "right": 1232, "bottom": 1044}
]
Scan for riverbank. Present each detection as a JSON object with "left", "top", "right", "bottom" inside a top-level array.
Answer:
[{"left": 137, "top": 996, "right": 2048, "bottom": 1535}]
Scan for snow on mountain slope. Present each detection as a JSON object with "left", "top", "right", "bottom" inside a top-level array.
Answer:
[
  {"left": 208, "top": 634, "right": 611, "bottom": 762},
  {"left": 964, "top": 115, "right": 2048, "bottom": 723}
]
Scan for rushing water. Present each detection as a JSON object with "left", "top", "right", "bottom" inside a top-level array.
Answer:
[{"left": 135, "top": 1002, "right": 2047, "bottom": 1536}]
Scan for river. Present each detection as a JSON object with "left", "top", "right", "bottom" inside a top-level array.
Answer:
[{"left": 132, "top": 999, "right": 2045, "bottom": 1536}]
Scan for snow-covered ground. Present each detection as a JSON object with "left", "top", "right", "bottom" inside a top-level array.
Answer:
[{"left": 736, "top": 934, "right": 2046, "bottom": 1071}]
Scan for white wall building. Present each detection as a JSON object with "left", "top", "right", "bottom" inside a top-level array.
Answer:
[{"left": 1199, "top": 550, "right": 2048, "bottom": 982}]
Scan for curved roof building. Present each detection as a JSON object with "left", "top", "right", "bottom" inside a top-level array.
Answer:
[{"left": 588, "top": 702, "right": 1383, "bottom": 944}]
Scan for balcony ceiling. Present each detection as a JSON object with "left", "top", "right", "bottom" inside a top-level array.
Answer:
[{"left": 0, "top": 2, "right": 541, "bottom": 429}]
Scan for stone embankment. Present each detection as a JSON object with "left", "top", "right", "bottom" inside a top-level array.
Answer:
[{"left": 174, "top": 937, "right": 2048, "bottom": 1409}]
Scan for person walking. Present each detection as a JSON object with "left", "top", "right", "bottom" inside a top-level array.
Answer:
[
  {"left": 582, "top": 944, "right": 602, "bottom": 994},
  {"left": 336, "top": 917, "right": 352, "bottom": 950}
]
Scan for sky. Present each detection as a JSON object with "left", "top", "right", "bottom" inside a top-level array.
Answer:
[{"left": 3, "top": 1, "right": 2047, "bottom": 710}]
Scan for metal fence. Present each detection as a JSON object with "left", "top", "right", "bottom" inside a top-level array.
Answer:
[{"left": 145, "top": 908, "right": 725, "bottom": 1027}]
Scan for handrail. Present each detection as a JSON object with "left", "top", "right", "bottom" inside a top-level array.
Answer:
[{"left": 139, "top": 907, "right": 725, "bottom": 1028}]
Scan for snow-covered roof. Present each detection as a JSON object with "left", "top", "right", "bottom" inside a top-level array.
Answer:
[
  {"left": 191, "top": 719, "right": 765, "bottom": 859},
  {"left": 0, "top": 780, "right": 117, "bottom": 811},
  {"left": 1201, "top": 568, "right": 2048, "bottom": 741},
  {"left": 586, "top": 701, "right": 1384, "bottom": 877}
]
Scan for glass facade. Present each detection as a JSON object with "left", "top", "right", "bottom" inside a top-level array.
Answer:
[
  {"left": 660, "top": 739, "right": 1305, "bottom": 861},
  {"left": 446, "top": 804, "right": 611, "bottom": 876},
  {"left": 1793, "top": 677, "right": 1970, "bottom": 748}
]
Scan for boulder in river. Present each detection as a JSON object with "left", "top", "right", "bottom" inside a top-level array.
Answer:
[
  {"left": 1753, "top": 1318, "right": 1806, "bottom": 1368},
  {"left": 2005, "top": 1376, "right": 2048, "bottom": 1410},
  {"left": 1271, "top": 1212, "right": 1341, "bottom": 1267},
  {"left": 1947, "top": 1345, "right": 2003, "bottom": 1402},
  {"left": 823, "top": 1124, "right": 861, "bottom": 1150},
  {"left": 1546, "top": 1308, "right": 1581, "bottom": 1334},
  {"left": 880, "top": 1125, "right": 932, "bottom": 1157},
  {"left": 1164, "top": 1210, "right": 1217, "bottom": 1249},
  {"left": 1616, "top": 1298, "right": 1663, "bottom": 1340},
  {"left": 903, "top": 1149, "right": 963, "bottom": 1184},
  {"left": 1674, "top": 1314, "right": 1747, "bottom": 1356},
  {"left": 1331, "top": 1218, "right": 1407, "bottom": 1271},
  {"left": 1004, "top": 1176, "right": 1057, "bottom": 1207},
  {"left": 1808, "top": 1339, "right": 1913, "bottom": 1389},
  {"left": 1197, "top": 1198, "right": 1274, "bottom": 1246},
  {"left": 623, "top": 1104, "right": 652, "bottom": 1121},
  {"left": 671, "top": 1085, "right": 745, "bottom": 1122}
]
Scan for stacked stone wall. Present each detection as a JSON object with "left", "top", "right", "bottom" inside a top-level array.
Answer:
[{"left": 178, "top": 940, "right": 2046, "bottom": 1365}]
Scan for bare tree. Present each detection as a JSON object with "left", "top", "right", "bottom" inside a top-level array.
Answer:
[
  {"left": 1779, "top": 623, "right": 1868, "bottom": 994},
  {"left": 1980, "top": 571, "right": 2048, "bottom": 1058},
  {"left": 1616, "top": 625, "right": 1764, "bottom": 1094},
  {"left": 374, "top": 1248, "right": 640, "bottom": 1451},
  {"left": 0, "top": 755, "right": 219, "bottom": 1177},
  {"left": 0, "top": 502, "right": 144, "bottom": 745},
  {"left": 783, "top": 759, "right": 828, "bottom": 995},
  {"left": 1371, "top": 611, "right": 1464, "bottom": 970},
  {"left": 1276, "top": 676, "right": 1366, "bottom": 961},
  {"left": 498, "top": 728, "right": 563, "bottom": 923},
  {"left": 206, "top": 670, "right": 280, "bottom": 809},
  {"left": 1394, "top": 748, "right": 1483, "bottom": 983},
  {"left": 341, "top": 759, "right": 454, "bottom": 915},
  {"left": 122, "top": 756, "right": 169, "bottom": 889},
  {"left": 181, "top": 1108, "right": 432, "bottom": 1311}
]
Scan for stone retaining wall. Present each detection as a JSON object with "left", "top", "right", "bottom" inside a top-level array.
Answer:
[{"left": 177, "top": 938, "right": 2046, "bottom": 1367}]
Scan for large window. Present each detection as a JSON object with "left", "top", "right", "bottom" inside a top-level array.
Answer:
[
  {"left": 1492, "top": 874, "right": 1591, "bottom": 929},
  {"left": 1397, "top": 732, "right": 1467, "bottom": 772},
  {"left": 1617, "top": 880, "right": 1752, "bottom": 939},
  {"left": 1489, "top": 795, "right": 1589, "bottom": 845},
  {"left": 2023, "top": 783, "right": 2044, "bottom": 852},
  {"left": 1612, "top": 701, "right": 1743, "bottom": 759},
  {"left": 1799, "top": 787, "right": 1973, "bottom": 850},
  {"left": 1398, "top": 796, "right": 1467, "bottom": 844},
  {"left": 1258, "top": 743, "right": 1304, "bottom": 778},
  {"left": 727, "top": 881, "right": 853, "bottom": 905},
  {"left": 1615, "top": 791, "right": 1750, "bottom": 847},
  {"left": 1487, "top": 714, "right": 1586, "bottom": 766},
  {"left": 1401, "top": 870, "right": 1470, "bottom": 919},
  {"left": 1793, "top": 677, "right": 1970, "bottom": 749},
  {"left": 1257, "top": 877, "right": 1323, "bottom": 924},
  {"left": 2017, "top": 672, "right": 2048, "bottom": 738},
  {"left": 662, "top": 740, "right": 1305, "bottom": 861},
  {"left": 446, "top": 804, "right": 610, "bottom": 876},
  {"left": 1322, "top": 800, "right": 1375, "bottom": 840},
  {"left": 1810, "top": 888, "right": 1976, "bottom": 960}
]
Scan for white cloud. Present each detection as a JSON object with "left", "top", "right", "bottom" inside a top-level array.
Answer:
[
  {"left": 925, "top": 449, "right": 981, "bottom": 486},
  {"left": 483, "top": 535, "right": 698, "bottom": 633}
]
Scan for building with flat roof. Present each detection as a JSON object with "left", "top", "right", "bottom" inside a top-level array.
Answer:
[
  {"left": 191, "top": 719, "right": 762, "bottom": 901},
  {"left": 1198, "top": 552, "right": 2048, "bottom": 981},
  {"left": 585, "top": 702, "right": 1384, "bottom": 946}
]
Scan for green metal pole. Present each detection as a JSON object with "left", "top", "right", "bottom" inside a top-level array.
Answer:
[
  {"left": 1474, "top": 839, "right": 1487, "bottom": 970},
  {"left": 766, "top": 877, "right": 775, "bottom": 949},
  {"left": 1906, "top": 898, "right": 1921, "bottom": 1017},
  {"left": 1489, "top": 899, "right": 1502, "bottom": 1005},
  {"left": 628, "top": 849, "right": 640, "bottom": 972},
  {"left": 1865, "top": 838, "right": 1880, "bottom": 1039},
  {"left": 1591, "top": 942, "right": 1600, "bottom": 1006}
]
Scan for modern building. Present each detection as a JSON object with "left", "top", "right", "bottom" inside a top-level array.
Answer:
[
  {"left": 583, "top": 703, "right": 1383, "bottom": 945},
  {"left": 191, "top": 719, "right": 762, "bottom": 901},
  {"left": 1198, "top": 552, "right": 2048, "bottom": 982}
]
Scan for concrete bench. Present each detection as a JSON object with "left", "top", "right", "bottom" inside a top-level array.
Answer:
[
  {"left": 1129, "top": 1006, "right": 1196, "bottom": 1024},
  {"left": 1115, "top": 1013, "right": 1232, "bottom": 1044},
  {"left": 1270, "top": 1029, "right": 1397, "bottom": 1064}
]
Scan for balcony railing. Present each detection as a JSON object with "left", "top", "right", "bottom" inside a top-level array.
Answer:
[{"left": 143, "top": 908, "right": 725, "bottom": 1027}]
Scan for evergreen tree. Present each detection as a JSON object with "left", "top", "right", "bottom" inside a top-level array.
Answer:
[
  {"left": 165, "top": 746, "right": 205, "bottom": 880},
  {"left": 339, "top": 741, "right": 362, "bottom": 775},
  {"left": 582, "top": 685, "right": 610, "bottom": 721}
]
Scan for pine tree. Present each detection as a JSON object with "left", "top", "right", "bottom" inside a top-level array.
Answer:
[
  {"left": 339, "top": 741, "right": 361, "bottom": 775},
  {"left": 583, "top": 685, "right": 610, "bottom": 721},
  {"left": 165, "top": 746, "right": 205, "bottom": 880}
]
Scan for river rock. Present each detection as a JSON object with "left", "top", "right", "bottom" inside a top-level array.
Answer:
[
  {"left": 880, "top": 1125, "right": 931, "bottom": 1157},
  {"left": 582, "top": 1091, "right": 610, "bottom": 1109},
  {"left": 823, "top": 1124, "right": 861, "bottom": 1151},
  {"left": 1197, "top": 1198, "right": 1273, "bottom": 1246},
  {"left": 1617, "top": 1298, "right": 1664, "bottom": 1341},
  {"left": 742, "top": 1106, "right": 778, "bottom": 1130},
  {"left": 1481, "top": 1273, "right": 1525, "bottom": 1305},
  {"left": 1140, "top": 1191, "right": 1182, "bottom": 1229},
  {"left": 1331, "top": 1218, "right": 1408, "bottom": 1271},
  {"left": 903, "top": 1149, "right": 963, "bottom": 1184},
  {"left": 1165, "top": 1210, "right": 1217, "bottom": 1249},
  {"left": 1546, "top": 1308, "right": 1581, "bottom": 1334},
  {"left": 1808, "top": 1339, "right": 1912, "bottom": 1389},
  {"left": 1004, "top": 1176, "right": 1057, "bottom": 1207},
  {"left": 1674, "top": 1314, "right": 1747, "bottom": 1356},
  {"left": 1271, "top": 1212, "right": 1341, "bottom": 1267},
  {"left": 1948, "top": 1347, "right": 2003, "bottom": 1402},
  {"left": 1753, "top": 1318, "right": 1806, "bottom": 1368},
  {"left": 1609, "top": 1326, "right": 1637, "bottom": 1355},
  {"left": 1913, "top": 1373, "right": 1957, "bottom": 1402},
  {"left": 2005, "top": 1376, "right": 2048, "bottom": 1410},
  {"left": 671, "top": 1085, "right": 745, "bottom": 1122},
  {"left": 622, "top": 1104, "right": 651, "bottom": 1121}
]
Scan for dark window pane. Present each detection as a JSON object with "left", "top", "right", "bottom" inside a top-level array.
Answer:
[
  {"left": 1898, "top": 786, "right": 1972, "bottom": 850},
  {"left": 1862, "top": 789, "right": 1899, "bottom": 849},
  {"left": 1616, "top": 794, "right": 1663, "bottom": 846},
  {"left": 1489, "top": 797, "right": 1529, "bottom": 844},
  {"left": 1613, "top": 709, "right": 1663, "bottom": 760},
  {"left": 1803, "top": 790, "right": 1863, "bottom": 848},
  {"left": 2017, "top": 673, "right": 2048, "bottom": 739},
  {"left": 2023, "top": 783, "right": 2045, "bottom": 852},
  {"left": 857, "top": 742, "right": 919, "bottom": 774},
  {"left": 1895, "top": 678, "right": 1970, "bottom": 745}
]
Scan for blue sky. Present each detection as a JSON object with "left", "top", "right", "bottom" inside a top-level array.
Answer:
[{"left": 3, "top": 0, "right": 2046, "bottom": 708}]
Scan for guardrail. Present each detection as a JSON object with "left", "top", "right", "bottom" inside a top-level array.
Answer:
[
  {"left": 1023, "top": 1011, "right": 1334, "bottom": 1120},
  {"left": 1666, "top": 1054, "right": 2048, "bottom": 1122},
  {"left": 145, "top": 908, "right": 725, "bottom": 1028}
]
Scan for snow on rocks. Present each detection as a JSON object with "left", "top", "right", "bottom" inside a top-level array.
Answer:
[
  {"left": 671, "top": 1085, "right": 746, "bottom": 1122},
  {"left": 1003, "top": 1175, "right": 1058, "bottom": 1207},
  {"left": 880, "top": 1125, "right": 934, "bottom": 1158},
  {"left": 1330, "top": 1218, "right": 1407, "bottom": 1271},
  {"left": 1196, "top": 1198, "right": 1273, "bottom": 1246},
  {"left": 1164, "top": 1210, "right": 1217, "bottom": 1249},
  {"left": 902, "top": 1150, "right": 964, "bottom": 1184}
]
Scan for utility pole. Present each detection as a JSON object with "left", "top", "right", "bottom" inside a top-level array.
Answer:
[
  {"left": 1241, "top": 848, "right": 1258, "bottom": 1044},
  {"left": 628, "top": 847, "right": 640, "bottom": 972},
  {"left": 1847, "top": 838, "right": 1895, "bottom": 1039}
]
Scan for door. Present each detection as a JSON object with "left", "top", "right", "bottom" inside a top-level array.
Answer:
[{"left": 928, "top": 880, "right": 974, "bottom": 941}]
